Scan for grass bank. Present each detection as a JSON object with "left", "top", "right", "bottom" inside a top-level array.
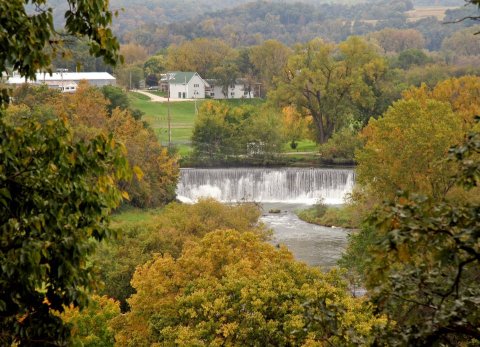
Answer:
[
  {"left": 296, "top": 203, "right": 360, "bottom": 229},
  {"left": 111, "top": 207, "right": 161, "bottom": 228},
  {"left": 129, "top": 92, "right": 265, "bottom": 148},
  {"left": 129, "top": 93, "right": 352, "bottom": 167}
]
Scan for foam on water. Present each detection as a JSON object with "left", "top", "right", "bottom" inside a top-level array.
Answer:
[{"left": 176, "top": 168, "right": 355, "bottom": 205}]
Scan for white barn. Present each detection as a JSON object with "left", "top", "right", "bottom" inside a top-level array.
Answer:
[
  {"left": 6, "top": 71, "right": 116, "bottom": 92},
  {"left": 162, "top": 72, "right": 209, "bottom": 99},
  {"left": 206, "top": 79, "right": 256, "bottom": 99}
]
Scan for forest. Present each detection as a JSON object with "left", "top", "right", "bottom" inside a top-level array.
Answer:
[{"left": 1, "top": 0, "right": 480, "bottom": 346}]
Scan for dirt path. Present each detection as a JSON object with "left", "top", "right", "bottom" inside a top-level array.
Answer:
[{"left": 133, "top": 90, "right": 196, "bottom": 102}]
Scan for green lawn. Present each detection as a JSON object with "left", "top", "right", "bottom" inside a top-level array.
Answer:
[
  {"left": 129, "top": 93, "right": 267, "bottom": 153},
  {"left": 149, "top": 90, "right": 167, "bottom": 97},
  {"left": 128, "top": 95, "right": 319, "bottom": 163},
  {"left": 282, "top": 140, "right": 319, "bottom": 152},
  {"left": 111, "top": 207, "right": 161, "bottom": 228},
  {"left": 129, "top": 92, "right": 203, "bottom": 147},
  {"left": 129, "top": 92, "right": 150, "bottom": 101}
]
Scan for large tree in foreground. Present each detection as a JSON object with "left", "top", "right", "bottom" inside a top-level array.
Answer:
[
  {"left": 112, "top": 229, "right": 385, "bottom": 346},
  {"left": 0, "top": 0, "right": 126, "bottom": 344},
  {"left": 353, "top": 123, "right": 480, "bottom": 345},
  {"left": 0, "top": 113, "right": 130, "bottom": 345},
  {"left": 271, "top": 36, "right": 386, "bottom": 144}
]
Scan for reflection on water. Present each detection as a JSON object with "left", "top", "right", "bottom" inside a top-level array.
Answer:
[{"left": 261, "top": 203, "right": 349, "bottom": 269}]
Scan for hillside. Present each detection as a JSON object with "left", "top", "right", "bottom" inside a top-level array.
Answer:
[
  {"left": 49, "top": 0, "right": 370, "bottom": 36},
  {"left": 46, "top": 0, "right": 475, "bottom": 52},
  {"left": 123, "top": 0, "right": 418, "bottom": 51},
  {"left": 123, "top": 0, "right": 478, "bottom": 52}
]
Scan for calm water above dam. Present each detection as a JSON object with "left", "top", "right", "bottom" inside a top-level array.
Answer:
[{"left": 177, "top": 168, "right": 354, "bottom": 268}]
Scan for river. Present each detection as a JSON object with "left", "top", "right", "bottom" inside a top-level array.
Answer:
[{"left": 177, "top": 168, "right": 354, "bottom": 269}]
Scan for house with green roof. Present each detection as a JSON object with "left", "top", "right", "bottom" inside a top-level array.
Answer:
[{"left": 162, "top": 71, "right": 210, "bottom": 99}]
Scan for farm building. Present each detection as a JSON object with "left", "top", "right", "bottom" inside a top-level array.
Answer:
[
  {"left": 6, "top": 71, "right": 116, "bottom": 92},
  {"left": 205, "top": 78, "right": 258, "bottom": 99},
  {"left": 160, "top": 72, "right": 209, "bottom": 99}
]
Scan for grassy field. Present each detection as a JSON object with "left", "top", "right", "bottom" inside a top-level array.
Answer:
[
  {"left": 406, "top": 6, "right": 459, "bottom": 22},
  {"left": 282, "top": 140, "right": 319, "bottom": 153},
  {"left": 129, "top": 92, "right": 203, "bottom": 146},
  {"left": 129, "top": 93, "right": 267, "bottom": 149},
  {"left": 111, "top": 207, "right": 160, "bottom": 228},
  {"left": 129, "top": 93, "right": 320, "bottom": 161},
  {"left": 149, "top": 90, "right": 167, "bottom": 97}
]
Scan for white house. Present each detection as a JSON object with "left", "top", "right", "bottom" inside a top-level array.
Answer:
[
  {"left": 162, "top": 72, "right": 209, "bottom": 99},
  {"left": 6, "top": 71, "right": 116, "bottom": 92},
  {"left": 205, "top": 78, "right": 257, "bottom": 99}
]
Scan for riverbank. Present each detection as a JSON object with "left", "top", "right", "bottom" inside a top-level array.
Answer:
[
  {"left": 128, "top": 91, "right": 356, "bottom": 168},
  {"left": 296, "top": 204, "right": 360, "bottom": 229},
  {"left": 180, "top": 154, "right": 355, "bottom": 168},
  {"left": 261, "top": 203, "right": 349, "bottom": 268}
]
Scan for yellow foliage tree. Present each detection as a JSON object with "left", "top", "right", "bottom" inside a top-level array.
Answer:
[
  {"left": 402, "top": 76, "right": 480, "bottom": 126},
  {"left": 166, "top": 38, "right": 236, "bottom": 77},
  {"left": 32, "top": 82, "right": 178, "bottom": 207},
  {"left": 62, "top": 295, "right": 120, "bottom": 347},
  {"left": 96, "top": 199, "right": 267, "bottom": 312},
  {"left": 112, "top": 230, "right": 385, "bottom": 346},
  {"left": 356, "top": 98, "right": 464, "bottom": 200},
  {"left": 281, "top": 105, "right": 314, "bottom": 147}
]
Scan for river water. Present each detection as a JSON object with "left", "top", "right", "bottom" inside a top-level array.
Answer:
[
  {"left": 177, "top": 168, "right": 354, "bottom": 269},
  {"left": 260, "top": 203, "right": 349, "bottom": 269}
]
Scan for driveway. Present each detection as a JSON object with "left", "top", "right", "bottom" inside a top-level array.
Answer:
[{"left": 133, "top": 90, "right": 197, "bottom": 102}]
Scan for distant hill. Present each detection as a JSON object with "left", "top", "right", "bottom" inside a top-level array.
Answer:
[
  {"left": 47, "top": 0, "right": 476, "bottom": 52},
  {"left": 48, "top": 0, "right": 372, "bottom": 36},
  {"left": 120, "top": 0, "right": 418, "bottom": 51}
]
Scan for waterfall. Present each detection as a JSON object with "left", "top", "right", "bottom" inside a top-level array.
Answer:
[{"left": 176, "top": 168, "right": 355, "bottom": 205}]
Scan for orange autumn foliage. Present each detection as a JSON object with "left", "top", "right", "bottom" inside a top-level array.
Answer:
[
  {"left": 52, "top": 82, "right": 178, "bottom": 207},
  {"left": 403, "top": 76, "right": 480, "bottom": 126}
]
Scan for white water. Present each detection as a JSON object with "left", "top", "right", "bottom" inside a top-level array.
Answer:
[
  {"left": 261, "top": 203, "right": 349, "bottom": 269},
  {"left": 176, "top": 167, "right": 355, "bottom": 268},
  {"left": 176, "top": 168, "right": 354, "bottom": 205}
]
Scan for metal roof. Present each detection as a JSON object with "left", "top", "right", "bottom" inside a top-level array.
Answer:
[
  {"left": 167, "top": 71, "right": 197, "bottom": 84},
  {"left": 7, "top": 72, "right": 116, "bottom": 84}
]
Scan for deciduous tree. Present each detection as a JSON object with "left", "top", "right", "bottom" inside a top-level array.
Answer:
[
  {"left": 119, "top": 43, "right": 148, "bottom": 65},
  {"left": 281, "top": 106, "right": 312, "bottom": 149},
  {"left": 403, "top": 75, "right": 480, "bottom": 125},
  {"left": 369, "top": 28, "right": 426, "bottom": 53},
  {"left": 0, "top": 1, "right": 126, "bottom": 344},
  {"left": 112, "top": 229, "right": 385, "bottom": 346},
  {"left": 192, "top": 101, "right": 282, "bottom": 164},
  {"left": 0, "top": 111, "right": 130, "bottom": 345},
  {"left": 271, "top": 36, "right": 386, "bottom": 143},
  {"left": 356, "top": 98, "right": 464, "bottom": 200},
  {"left": 95, "top": 199, "right": 266, "bottom": 312},
  {"left": 166, "top": 38, "right": 236, "bottom": 77},
  {"left": 249, "top": 40, "right": 291, "bottom": 95},
  {"left": 62, "top": 295, "right": 120, "bottom": 347},
  {"left": 349, "top": 124, "right": 480, "bottom": 345}
]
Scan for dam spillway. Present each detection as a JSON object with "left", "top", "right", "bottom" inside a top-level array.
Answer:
[{"left": 176, "top": 168, "right": 355, "bottom": 205}]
